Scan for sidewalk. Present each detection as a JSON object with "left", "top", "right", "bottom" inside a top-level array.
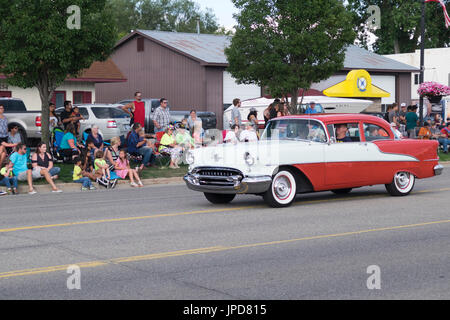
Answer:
[
  {"left": 12, "top": 176, "right": 184, "bottom": 194},
  {"left": 6, "top": 162, "right": 450, "bottom": 195}
]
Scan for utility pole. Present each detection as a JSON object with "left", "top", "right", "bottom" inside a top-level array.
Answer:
[{"left": 419, "top": 0, "right": 426, "bottom": 127}]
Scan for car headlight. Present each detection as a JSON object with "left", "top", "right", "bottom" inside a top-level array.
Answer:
[
  {"left": 186, "top": 151, "right": 195, "bottom": 165},
  {"left": 244, "top": 152, "right": 255, "bottom": 166}
]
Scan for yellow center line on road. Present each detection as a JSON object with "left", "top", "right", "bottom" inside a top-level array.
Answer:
[
  {"left": 0, "top": 187, "right": 449, "bottom": 234},
  {"left": 1, "top": 219, "right": 450, "bottom": 279}
]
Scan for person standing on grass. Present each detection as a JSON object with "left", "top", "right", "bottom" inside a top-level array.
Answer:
[
  {"left": 9, "top": 143, "right": 37, "bottom": 194},
  {"left": 73, "top": 157, "right": 96, "bottom": 191},
  {"left": 0, "top": 104, "right": 10, "bottom": 166},
  {"left": 405, "top": 105, "right": 419, "bottom": 139},
  {"left": 153, "top": 98, "right": 171, "bottom": 133},
  {"left": 122, "top": 91, "right": 145, "bottom": 128},
  {"left": 49, "top": 103, "right": 60, "bottom": 132},
  {"left": 230, "top": 98, "right": 242, "bottom": 128}
]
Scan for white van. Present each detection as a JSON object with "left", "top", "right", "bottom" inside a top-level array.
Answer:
[{"left": 223, "top": 96, "right": 374, "bottom": 129}]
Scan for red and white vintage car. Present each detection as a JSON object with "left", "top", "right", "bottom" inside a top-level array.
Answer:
[{"left": 184, "top": 114, "right": 443, "bottom": 207}]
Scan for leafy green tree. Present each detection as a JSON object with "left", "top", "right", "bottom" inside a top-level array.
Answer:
[
  {"left": 0, "top": 0, "right": 116, "bottom": 145},
  {"left": 105, "top": 0, "right": 141, "bottom": 39},
  {"left": 346, "top": 0, "right": 450, "bottom": 54},
  {"left": 225, "top": 0, "right": 356, "bottom": 113},
  {"left": 107, "top": 0, "right": 221, "bottom": 39}
]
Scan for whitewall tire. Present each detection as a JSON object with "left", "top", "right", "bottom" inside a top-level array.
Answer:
[
  {"left": 263, "top": 170, "right": 297, "bottom": 207},
  {"left": 385, "top": 171, "right": 415, "bottom": 196}
]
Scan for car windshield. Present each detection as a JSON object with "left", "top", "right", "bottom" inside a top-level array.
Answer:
[{"left": 261, "top": 119, "right": 327, "bottom": 143}]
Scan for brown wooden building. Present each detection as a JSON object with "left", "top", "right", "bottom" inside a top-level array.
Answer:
[{"left": 95, "top": 30, "right": 237, "bottom": 128}]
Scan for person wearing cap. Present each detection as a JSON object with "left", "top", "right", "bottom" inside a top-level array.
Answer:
[
  {"left": 247, "top": 108, "right": 260, "bottom": 139},
  {"left": 305, "top": 102, "right": 318, "bottom": 114},
  {"left": 159, "top": 124, "right": 183, "bottom": 168},
  {"left": 239, "top": 122, "right": 258, "bottom": 142},
  {"left": 247, "top": 108, "right": 258, "bottom": 126},
  {"left": 405, "top": 105, "right": 419, "bottom": 138}
]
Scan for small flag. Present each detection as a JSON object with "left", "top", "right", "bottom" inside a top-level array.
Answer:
[{"left": 425, "top": 0, "right": 450, "bottom": 28}]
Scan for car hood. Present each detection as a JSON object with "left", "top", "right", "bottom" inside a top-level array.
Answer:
[{"left": 189, "top": 139, "right": 317, "bottom": 175}]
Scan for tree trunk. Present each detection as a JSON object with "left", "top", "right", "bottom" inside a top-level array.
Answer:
[
  {"left": 36, "top": 72, "right": 52, "bottom": 147},
  {"left": 290, "top": 89, "right": 299, "bottom": 115},
  {"left": 298, "top": 88, "right": 306, "bottom": 113},
  {"left": 394, "top": 38, "right": 400, "bottom": 54}
]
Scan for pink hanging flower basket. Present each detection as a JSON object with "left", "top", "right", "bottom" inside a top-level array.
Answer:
[{"left": 417, "top": 82, "right": 450, "bottom": 102}]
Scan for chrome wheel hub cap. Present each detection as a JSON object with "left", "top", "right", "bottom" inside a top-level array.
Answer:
[
  {"left": 274, "top": 176, "right": 291, "bottom": 199},
  {"left": 395, "top": 172, "right": 410, "bottom": 189}
]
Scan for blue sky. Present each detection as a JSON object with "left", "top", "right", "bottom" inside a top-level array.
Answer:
[{"left": 194, "top": 0, "right": 238, "bottom": 29}]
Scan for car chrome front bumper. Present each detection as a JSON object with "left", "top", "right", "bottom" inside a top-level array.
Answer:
[
  {"left": 184, "top": 173, "right": 272, "bottom": 195},
  {"left": 434, "top": 164, "right": 444, "bottom": 176}
]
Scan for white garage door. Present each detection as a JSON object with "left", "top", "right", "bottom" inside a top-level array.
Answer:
[
  {"left": 371, "top": 75, "right": 396, "bottom": 105},
  {"left": 223, "top": 71, "right": 261, "bottom": 104}
]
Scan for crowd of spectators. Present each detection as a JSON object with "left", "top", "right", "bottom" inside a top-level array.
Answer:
[
  {"left": 1, "top": 96, "right": 449, "bottom": 196},
  {"left": 386, "top": 102, "right": 450, "bottom": 153},
  {"left": 0, "top": 98, "right": 206, "bottom": 195}
]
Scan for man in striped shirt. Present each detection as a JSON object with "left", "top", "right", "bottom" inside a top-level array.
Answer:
[{"left": 153, "top": 98, "right": 171, "bottom": 133}]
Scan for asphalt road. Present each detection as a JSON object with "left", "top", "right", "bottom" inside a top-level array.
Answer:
[{"left": 0, "top": 168, "right": 449, "bottom": 300}]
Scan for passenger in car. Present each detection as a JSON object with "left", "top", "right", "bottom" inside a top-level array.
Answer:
[{"left": 335, "top": 124, "right": 352, "bottom": 143}]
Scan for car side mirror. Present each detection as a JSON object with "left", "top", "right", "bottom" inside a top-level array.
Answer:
[{"left": 328, "top": 137, "right": 336, "bottom": 145}]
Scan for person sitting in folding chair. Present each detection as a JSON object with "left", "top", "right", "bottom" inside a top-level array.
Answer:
[
  {"left": 159, "top": 125, "right": 183, "bottom": 169},
  {"left": 127, "top": 123, "right": 156, "bottom": 171}
]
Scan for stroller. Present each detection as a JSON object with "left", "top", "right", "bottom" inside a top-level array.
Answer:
[{"left": 49, "top": 127, "right": 66, "bottom": 163}]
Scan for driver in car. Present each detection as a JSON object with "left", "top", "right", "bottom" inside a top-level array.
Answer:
[{"left": 335, "top": 124, "right": 352, "bottom": 143}]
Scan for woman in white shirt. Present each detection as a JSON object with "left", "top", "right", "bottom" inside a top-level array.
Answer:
[
  {"left": 224, "top": 124, "right": 240, "bottom": 144},
  {"left": 239, "top": 122, "right": 258, "bottom": 142}
]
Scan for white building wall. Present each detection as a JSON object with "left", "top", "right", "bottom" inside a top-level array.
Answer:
[
  {"left": 223, "top": 71, "right": 261, "bottom": 105},
  {"left": 384, "top": 48, "right": 450, "bottom": 101},
  {"left": 0, "top": 81, "right": 95, "bottom": 111}
]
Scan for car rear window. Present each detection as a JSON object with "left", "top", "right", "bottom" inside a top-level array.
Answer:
[{"left": 91, "top": 107, "right": 130, "bottom": 119}]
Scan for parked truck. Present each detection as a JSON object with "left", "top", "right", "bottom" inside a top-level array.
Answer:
[
  {"left": 116, "top": 98, "right": 217, "bottom": 133},
  {"left": 0, "top": 97, "right": 42, "bottom": 145}
]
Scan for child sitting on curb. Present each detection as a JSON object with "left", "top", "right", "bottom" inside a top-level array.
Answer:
[
  {"left": 73, "top": 157, "right": 96, "bottom": 191},
  {"left": 0, "top": 161, "right": 18, "bottom": 195}
]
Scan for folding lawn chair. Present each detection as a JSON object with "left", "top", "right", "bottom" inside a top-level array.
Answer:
[{"left": 154, "top": 131, "right": 171, "bottom": 167}]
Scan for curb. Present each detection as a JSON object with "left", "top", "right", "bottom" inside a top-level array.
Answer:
[
  {"left": 11, "top": 176, "right": 184, "bottom": 194},
  {"left": 6, "top": 162, "right": 450, "bottom": 194}
]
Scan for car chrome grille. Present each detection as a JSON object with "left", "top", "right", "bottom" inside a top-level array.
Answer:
[{"left": 193, "top": 167, "right": 243, "bottom": 187}]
